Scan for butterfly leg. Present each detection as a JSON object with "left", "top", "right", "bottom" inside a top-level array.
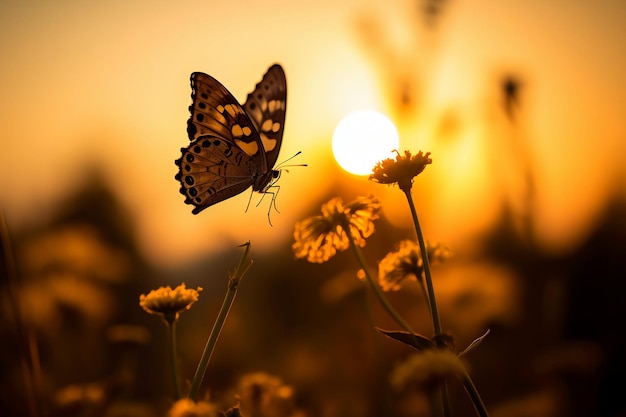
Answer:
[
  {"left": 254, "top": 185, "right": 281, "bottom": 226},
  {"left": 268, "top": 184, "right": 281, "bottom": 214},
  {"left": 244, "top": 188, "right": 255, "bottom": 213},
  {"left": 255, "top": 184, "right": 281, "bottom": 210}
]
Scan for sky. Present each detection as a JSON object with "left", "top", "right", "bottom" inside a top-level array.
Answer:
[{"left": 1, "top": 0, "right": 625, "bottom": 266}]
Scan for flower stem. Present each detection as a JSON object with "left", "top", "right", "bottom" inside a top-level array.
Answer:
[
  {"left": 168, "top": 321, "right": 182, "bottom": 399},
  {"left": 460, "top": 371, "right": 490, "bottom": 417},
  {"left": 401, "top": 188, "right": 451, "bottom": 417},
  {"left": 402, "top": 188, "right": 442, "bottom": 336},
  {"left": 188, "top": 242, "right": 252, "bottom": 401},
  {"left": 441, "top": 383, "right": 452, "bottom": 417},
  {"left": 343, "top": 221, "right": 416, "bottom": 335}
]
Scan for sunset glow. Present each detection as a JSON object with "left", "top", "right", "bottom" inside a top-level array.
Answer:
[
  {"left": 1, "top": 2, "right": 625, "bottom": 416},
  {"left": 332, "top": 110, "right": 399, "bottom": 175}
]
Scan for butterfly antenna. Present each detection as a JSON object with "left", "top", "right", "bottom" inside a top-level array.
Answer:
[{"left": 276, "top": 151, "right": 308, "bottom": 170}]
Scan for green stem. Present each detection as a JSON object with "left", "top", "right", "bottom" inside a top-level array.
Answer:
[
  {"left": 460, "top": 371, "right": 490, "bottom": 417},
  {"left": 168, "top": 320, "right": 182, "bottom": 399},
  {"left": 343, "top": 221, "right": 416, "bottom": 335},
  {"left": 187, "top": 286, "right": 236, "bottom": 400},
  {"left": 187, "top": 242, "right": 252, "bottom": 401},
  {"left": 402, "top": 188, "right": 442, "bottom": 336}
]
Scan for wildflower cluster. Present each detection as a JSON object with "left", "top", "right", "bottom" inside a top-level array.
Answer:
[
  {"left": 132, "top": 147, "right": 488, "bottom": 416},
  {"left": 292, "top": 149, "right": 490, "bottom": 417}
]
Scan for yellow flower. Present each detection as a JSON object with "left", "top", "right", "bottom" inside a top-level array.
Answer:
[
  {"left": 370, "top": 150, "right": 432, "bottom": 191},
  {"left": 293, "top": 196, "right": 381, "bottom": 263},
  {"left": 390, "top": 349, "right": 466, "bottom": 391},
  {"left": 168, "top": 398, "right": 218, "bottom": 417},
  {"left": 378, "top": 240, "right": 450, "bottom": 292},
  {"left": 139, "top": 283, "right": 202, "bottom": 324}
]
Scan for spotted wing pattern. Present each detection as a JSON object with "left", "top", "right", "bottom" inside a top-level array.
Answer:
[
  {"left": 243, "top": 64, "right": 287, "bottom": 168},
  {"left": 175, "top": 64, "right": 287, "bottom": 214}
]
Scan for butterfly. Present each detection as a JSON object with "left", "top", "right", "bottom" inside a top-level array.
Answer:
[{"left": 175, "top": 64, "right": 287, "bottom": 216}]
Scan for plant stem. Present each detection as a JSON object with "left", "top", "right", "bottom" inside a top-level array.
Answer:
[
  {"left": 401, "top": 188, "right": 451, "bottom": 417},
  {"left": 187, "top": 285, "right": 236, "bottom": 400},
  {"left": 403, "top": 186, "right": 490, "bottom": 417},
  {"left": 402, "top": 188, "right": 442, "bottom": 336},
  {"left": 188, "top": 242, "right": 252, "bottom": 401},
  {"left": 441, "top": 383, "right": 452, "bottom": 417},
  {"left": 460, "top": 371, "right": 490, "bottom": 417},
  {"left": 343, "top": 221, "right": 416, "bottom": 335},
  {"left": 168, "top": 321, "right": 182, "bottom": 399}
]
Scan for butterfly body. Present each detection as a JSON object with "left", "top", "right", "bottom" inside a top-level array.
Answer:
[{"left": 175, "top": 64, "right": 286, "bottom": 214}]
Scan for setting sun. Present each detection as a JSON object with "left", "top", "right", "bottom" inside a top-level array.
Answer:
[{"left": 332, "top": 110, "right": 399, "bottom": 175}]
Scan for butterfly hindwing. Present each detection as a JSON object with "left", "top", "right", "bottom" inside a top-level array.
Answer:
[
  {"left": 175, "top": 64, "right": 287, "bottom": 214},
  {"left": 175, "top": 136, "right": 258, "bottom": 214}
]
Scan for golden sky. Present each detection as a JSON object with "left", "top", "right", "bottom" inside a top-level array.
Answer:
[{"left": 1, "top": 0, "right": 625, "bottom": 266}]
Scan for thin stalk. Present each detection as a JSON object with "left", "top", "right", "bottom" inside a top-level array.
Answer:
[
  {"left": 343, "top": 220, "right": 416, "bottom": 335},
  {"left": 168, "top": 321, "right": 182, "bottom": 399},
  {"left": 460, "top": 371, "right": 489, "bottom": 417},
  {"left": 188, "top": 243, "right": 252, "bottom": 401},
  {"left": 441, "top": 383, "right": 452, "bottom": 417},
  {"left": 401, "top": 188, "right": 442, "bottom": 336},
  {"left": 187, "top": 285, "right": 237, "bottom": 400},
  {"left": 401, "top": 188, "right": 450, "bottom": 417}
]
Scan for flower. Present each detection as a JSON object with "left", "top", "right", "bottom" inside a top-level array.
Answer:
[
  {"left": 237, "top": 372, "right": 296, "bottom": 417},
  {"left": 293, "top": 196, "right": 381, "bottom": 263},
  {"left": 370, "top": 150, "right": 432, "bottom": 191},
  {"left": 390, "top": 349, "right": 466, "bottom": 391},
  {"left": 378, "top": 240, "right": 450, "bottom": 292},
  {"left": 168, "top": 398, "right": 218, "bottom": 417},
  {"left": 139, "top": 283, "right": 202, "bottom": 324}
]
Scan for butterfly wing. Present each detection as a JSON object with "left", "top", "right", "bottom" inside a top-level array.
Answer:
[
  {"left": 176, "top": 65, "right": 287, "bottom": 214},
  {"left": 186, "top": 71, "right": 268, "bottom": 170},
  {"left": 177, "top": 71, "right": 265, "bottom": 213},
  {"left": 175, "top": 136, "right": 261, "bottom": 214},
  {"left": 242, "top": 64, "right": 287, "bottom": 168}
]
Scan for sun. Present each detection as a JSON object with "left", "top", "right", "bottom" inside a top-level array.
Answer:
[{"left": 332, "top": 110, "right": 399, "bottom": 175}]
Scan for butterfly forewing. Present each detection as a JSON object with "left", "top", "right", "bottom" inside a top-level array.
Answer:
[
  {"left": 187, "top": 73, "right": 264, "bottom": 165},
  {"left": 243, "top": 64, "right": 287, "bottom": 168},
  {"left": 175, "top": 64, "right": 287, "bottom": 215}
]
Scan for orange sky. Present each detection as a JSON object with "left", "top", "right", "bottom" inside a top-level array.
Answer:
[{"left": 1, "top": 0, "right": 625, "bottom": 266}]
